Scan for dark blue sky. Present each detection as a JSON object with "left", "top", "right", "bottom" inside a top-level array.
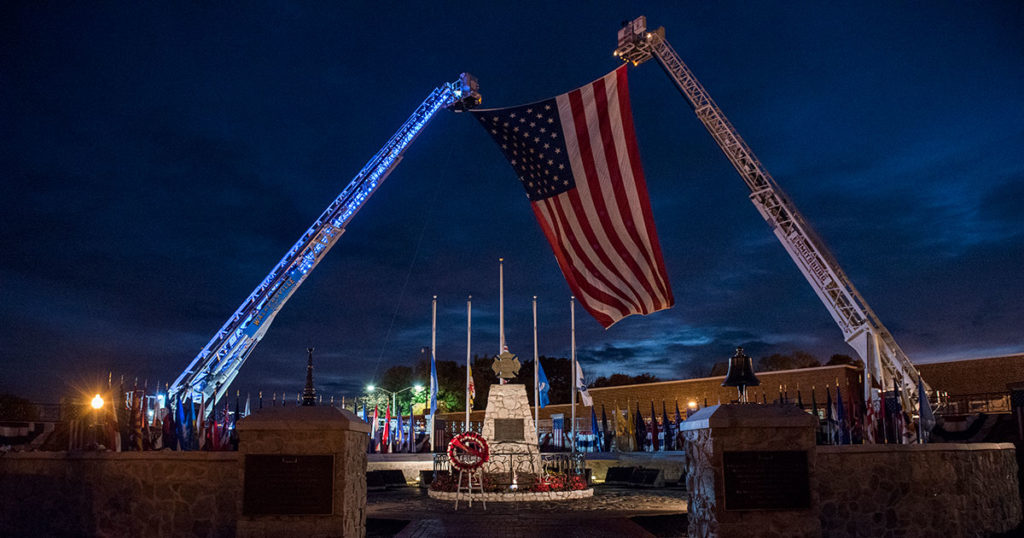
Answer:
[{"left": 3, "top": 3, "right": 1022, "bottom": 402}]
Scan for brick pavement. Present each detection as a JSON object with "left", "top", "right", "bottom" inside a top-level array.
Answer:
[{"left": 367, "top": 486, "right": 688, "bottom": 537}]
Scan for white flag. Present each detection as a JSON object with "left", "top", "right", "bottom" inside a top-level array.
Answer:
[{"left": 575, "top": 360, "right": 593, "bottom": 407}]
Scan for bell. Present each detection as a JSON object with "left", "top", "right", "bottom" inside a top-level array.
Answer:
[{"left": 722, "top": 347, "right": 760, "bottom": 403}]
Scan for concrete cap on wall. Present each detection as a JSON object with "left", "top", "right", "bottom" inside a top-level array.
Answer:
[
  {"left": 679, "top": 403, "right": 818, "bottom": 431},
  {"left": 236, "top": 405, "right": 371, "bottom": 433}
]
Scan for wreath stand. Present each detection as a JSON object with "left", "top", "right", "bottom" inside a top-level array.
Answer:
[
  {"left": 455, "top": 467, "right": 485, "bottom": 510},
  {"left": 447, "top": 431, "right": 490, "bottom": 511}
]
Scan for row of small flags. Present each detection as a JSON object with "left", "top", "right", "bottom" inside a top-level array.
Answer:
[
  {"left": 538, "top": 378, "right": 933, "bottom": 452},
  {"left": 69, "top": 377, "right": 258, "bottom": 452},
  {"left": 361, "top": 404, "right": 420, "bottom": 453}
]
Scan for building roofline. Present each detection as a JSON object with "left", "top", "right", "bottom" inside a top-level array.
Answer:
[{"left": 588, "top": 363, "right": 862, "bottom": 392}]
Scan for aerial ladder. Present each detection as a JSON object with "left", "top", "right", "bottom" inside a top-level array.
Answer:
[
  {"left": 613, "top": 16, "right": 926, "bottom": 415},
  {"left": 168, "top": 74, "right": 481, "bottom": 409}
]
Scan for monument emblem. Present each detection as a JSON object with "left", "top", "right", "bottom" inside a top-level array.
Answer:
[{"left": 491, "top": 349, "right": 521, "bottom": 381}]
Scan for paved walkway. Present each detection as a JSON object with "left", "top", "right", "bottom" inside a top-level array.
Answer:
[{"left": 367, "top": 486, "right": 688, "bottom": 537}]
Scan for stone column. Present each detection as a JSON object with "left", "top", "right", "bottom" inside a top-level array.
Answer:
[
  {"left": 680, "top": 404, "right": 819, "bottom": 538},
  {"left": 481, "top": 384, "right": 542, "bottom": 476},
  {"left": 236, "top": 405, "right": 371, "bottom": 538}
]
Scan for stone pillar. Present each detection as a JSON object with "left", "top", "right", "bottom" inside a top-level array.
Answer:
[
  {"left": 236, "top": 406, "right": 371, "bottom": 538},
  {"left": 680, "top": 404, "right": 819, "bottom": 538},
  {"left": 481, "top": 384, "right": 542, "bottom": 475}
]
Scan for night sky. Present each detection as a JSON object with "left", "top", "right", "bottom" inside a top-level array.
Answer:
[{"left": 3, "top": 3, "right": 1022, "bottom": 403}]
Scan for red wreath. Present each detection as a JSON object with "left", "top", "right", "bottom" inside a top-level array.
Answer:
[{"left": 447, "top": 431, "right": 490, "bottom": 471}]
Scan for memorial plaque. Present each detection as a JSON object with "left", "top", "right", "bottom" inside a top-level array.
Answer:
[
  {"left": 723, "top": 450, "right": 809, "bottom": 511},
  {"left": 243, "top": 454, "right": 334, "bottom": 515},
  {"left": 493, "top": 418, "right": 524, "bottom": 441}
]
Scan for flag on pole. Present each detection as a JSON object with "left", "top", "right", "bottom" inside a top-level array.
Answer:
[
  {"left": 536, "top": 359, "right": 550, "bottom": 408},
  {"left": 887, "top": 380, "right": 905, "bottom": 444},
  {"left": 662, "top": 401, "right": 672, "bottom": 451},
  {"left": 650, "top": 401, "right": 660, "bottom": 451},
  {"left": 918, "top": 376, "right": 935, "bottom": 443},
  {"left": 600, "top": 404, "right": 610, "bottom": 452},
  {"left": 472, "top": 66, "right": 673, "bottom": 328},
  {"left": 396, "top": 405, "right": 404, "bottom": 451},
  {"left": 370, "top": 406, "right": 379, "bottom": 453},
  {"left": 624, "top": 400, "right": 635, "bottom": 452},
  {"left": 429, "top": 351, "right": 439, "bottom": 416},
  {"left": 825, "top": 387, "right": 836, "bottom": 445},
  {"left": 383, "top": 405, "right": 391, "bottom": 453},
  {"left": 197, "top": 396, "right": 207, "bottom": 451},
  {"left": 836, "top": 387, "right": 849, "bottom": 445},
  {"left": 467, "top": 364, "right": 476, "bottom": 409},
  {"left": 633, "top": 403, "right": 645, "bottom": 451},
  {"left": 574, "top": 360, "right": 593, "bottom": 406},
  {"left": 590, "top": 407, "right": 599, "bottom": 453},
  {"left": 407, "top": 406, "right": 415, "bottom": 453}
]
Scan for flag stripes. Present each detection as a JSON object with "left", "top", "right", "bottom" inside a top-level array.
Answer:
[{"left": 475, "top": 66, "right": 673, "bottom": 327}]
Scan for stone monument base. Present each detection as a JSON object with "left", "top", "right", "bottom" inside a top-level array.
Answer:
[{"left": 480, "top": 384, "right": 542, "bottom": 475}]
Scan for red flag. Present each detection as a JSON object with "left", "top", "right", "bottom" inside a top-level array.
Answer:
[
  {"left": 383, "top": 406, "right": 391, "bottom": 454},
  {"left": 473, "top": 66, "right": 673, "bottom": 327}
]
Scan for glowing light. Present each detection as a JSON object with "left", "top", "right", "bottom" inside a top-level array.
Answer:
[
  {"left": 687, "top": 401, "right": 697, "bottom": 409},
  {"left": 367, "top": 385, "right": 376, "bottom": 392},
  {"left": 413, "top": 384, "right": 424, "bottom": 392},
  {"left": 91, "top": 394, "right": 104, "bottom": 409}
]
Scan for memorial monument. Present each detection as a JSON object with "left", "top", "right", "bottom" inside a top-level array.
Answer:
[{"left": 481, "top": 349, "right": 542, "bottom": 477}]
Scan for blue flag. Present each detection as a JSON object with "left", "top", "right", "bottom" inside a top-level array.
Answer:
[
  {"left": 590, "top": 406, "right": 600, "bottom": 453},
  {"left": 536, "top": 359, "right": 550, "bottom": 408},
  {"left": 429, "top": 351, "right": 438, "bottom": 416}
]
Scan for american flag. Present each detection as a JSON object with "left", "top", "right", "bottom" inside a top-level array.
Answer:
[{"left": 472, "top": 66, "right": 673, "bottom": 327}]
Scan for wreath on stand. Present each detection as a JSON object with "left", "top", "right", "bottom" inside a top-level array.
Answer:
[{"left": 447, "top": 431, "right": 490, "bottom": 471}]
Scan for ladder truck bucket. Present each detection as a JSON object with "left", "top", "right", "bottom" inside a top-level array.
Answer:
[
  {"left": 613, "top": 16, "right": 659, "bottom": 66},
  {"left": 449, "top": 73, "right": 482, "bottom": 112}
]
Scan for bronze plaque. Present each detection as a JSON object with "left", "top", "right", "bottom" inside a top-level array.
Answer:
[
  {"left": 243, "top": 454, "right": 334, "bottom": 515},
  {"left": 723, "top": 450, "right": 809, "bottom": 511},
  {"left": 493, "top": 418, "right": 524, "bottom": 441}
]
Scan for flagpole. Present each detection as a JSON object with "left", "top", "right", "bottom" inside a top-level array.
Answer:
[
  {"left": 499, "top": 257, "right": 505, "bottom": 353},
  {"left": 533, "top": 295, "right": 539, "bottom": 441},
  {"left": 466, "top": 295, "right": 471, "bottom": 432},
  {"left": 570, "top": 296, "right": 576, "bottom": 453},
  {"left": 430, "top": 295, "right": 437, "bottom": 453}
]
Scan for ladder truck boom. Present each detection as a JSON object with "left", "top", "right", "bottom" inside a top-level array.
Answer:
[
  {"left": 613, "top": 16, "right": 925, "bottom": 412},
  {"left": 168, "top": 74, "right": 481, "bottom": 409}
]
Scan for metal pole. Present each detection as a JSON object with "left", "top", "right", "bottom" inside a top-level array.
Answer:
[
  {"left": 466, "top": 295, "right": 471, "bottom": 432},
  {"left": 499, "top": 258, "right": 505, "bottom": 353},
  {"left": 570, "top": 296, "right": 576, "bottom": 453},
  {"left": 533, "top": 296, "right": 539, "bottom": 441},
  {"left": 430, "top": 296, "right": 436, "bottom": 452}
]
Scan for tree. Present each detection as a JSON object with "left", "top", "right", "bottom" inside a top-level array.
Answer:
[
  {"left": 591, "top": 373, "right": 661, "bottom": 388},
  {"left": 0, "top": 393, "right": 39, "bottom": 421},
  {"left": 826, "top": 354, "right": 862, "bottom": 367},
  {"left": 756, "top": 351, "right": 821, "bottom": 372}
]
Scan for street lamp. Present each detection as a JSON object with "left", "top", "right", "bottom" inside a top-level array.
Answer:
[
  {"left": 90, "top": 394, "right": 104, "bottom": 449},
  {"left": 366, "top": 384, "right": 424, "bottom": 416}
]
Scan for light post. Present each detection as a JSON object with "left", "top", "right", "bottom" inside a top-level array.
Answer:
[
  {"left": 366, "top": 384, "right": 424, "bottom": 417},
  {"left": 90, "top": 393, "right": 104, "bottom": 448}
]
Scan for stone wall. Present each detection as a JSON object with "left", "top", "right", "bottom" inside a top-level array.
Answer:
[
  {"left": 584, "top": 452, "right": 685, "bottom": 483},
  {"left": 367, "top": 453, "right": 435, "bottom": 484},
  {"left": 817, "top": 443, "right": 1021, "bottom": 537},
  {"left": 0, "top": 451, "right": 240, "bottom": 537}
]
